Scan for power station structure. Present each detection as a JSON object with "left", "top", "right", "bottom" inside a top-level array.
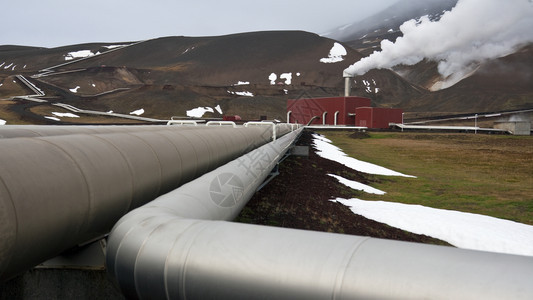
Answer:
[
  {"left": 287, "top": 74, "right": 403, "bottom": 128},
  {"left": 287, "top": 96, "right": 403, "bottom": 128},
  {"left": 0, "top": 123, "right": 532, "bottom": 299}
]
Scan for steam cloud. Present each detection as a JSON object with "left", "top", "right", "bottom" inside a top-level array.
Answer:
[{"left": 344, "top": 0, "right": 533, "bottom": 89}]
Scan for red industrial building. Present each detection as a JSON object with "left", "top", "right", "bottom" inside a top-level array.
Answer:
[
  {"left": 287, "top": 96, "right": 371, "bottom": 126},
  {"left": 355, "top": 107, "right": 403, "bottom": 129},
  {"left": 287, "top": 96, "right": 403, "bottom": 128}
]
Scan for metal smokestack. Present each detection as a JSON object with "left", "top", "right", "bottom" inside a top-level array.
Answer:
[{"left": 343, "top": 70, "right": 354, "bottom": 97}]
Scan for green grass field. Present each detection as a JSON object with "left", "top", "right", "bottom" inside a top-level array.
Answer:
[{"left": 318, "top": 131, "right": 533, "bottom": 225}]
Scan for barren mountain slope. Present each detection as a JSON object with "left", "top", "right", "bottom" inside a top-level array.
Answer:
[{"left": 0, "top": 31, "right": 424, "bottom": 123}]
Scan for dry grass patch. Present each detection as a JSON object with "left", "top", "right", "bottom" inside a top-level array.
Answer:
[{"left": 319, "top": 131, "right": 533, "bottom": 225}]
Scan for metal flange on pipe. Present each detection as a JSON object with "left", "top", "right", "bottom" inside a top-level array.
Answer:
[
  {"left": 106, "top": 126, "right": 533, "bottom": 300},
  {"left": 0, "top": 124, "right": 288, "bottom": 281}
]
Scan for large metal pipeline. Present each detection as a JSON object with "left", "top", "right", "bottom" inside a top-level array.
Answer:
[
  {"left": 0, "top": 125, "right": 213, "bottom": 138},
  {"left": 0, "top": 124, "right": 290, "bottom": 281},
  {"left": 0, "top": 123, "right": 294, "bottom": 139},
  {"left": 106, "top": 128, "right": 303, "bottom": 298},
  {"left": 105, "top": 127, "right": 533, "bottom": 299}
]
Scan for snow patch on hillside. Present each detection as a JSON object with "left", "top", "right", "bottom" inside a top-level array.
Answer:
[
  {"left": 332, "top": 198, "right": 533, "bottom": 257},
  {"left": 103, "top": 44, "right": 129, "bottom": 49},
  {"left": 69, "top": 86, "right": 80, "bottom": 93},
  {"left": 360, "top": 78, "right": 380, "bottom": 94},
  {"left": 130, "top": 108, "right": 145, "bottom": 116},
  {"left": 228, "top": 90, "right": 254, "bottom": 97},
  {"left": 268, "top": 73, "right": 277, "bottom": 85},
  {"left": 0, "top": 119, "right": 6, "bottom": 125},
  {"left": 280, "top": 73, "right": 292, "bottom": 84},
  {"left": 214, "top": 105, "right": 223, "bottom": 114},
  {"left": 181, "top": 46, "right": 196, "bottom": 54},
  {"left": 52, "top": 112, "right": 79, "bottom": 118},
  {"left": 269, "top": 72, "right": 297, "bottom": 85},
  {"left": 320, "top": 42, "right": 347, "bottom": 63},
  {"left": 187, "top": 107, "right": 213, "bottom": 118},
  {"left": 65, "top": 50, "right": 98, "bottom": 61}
]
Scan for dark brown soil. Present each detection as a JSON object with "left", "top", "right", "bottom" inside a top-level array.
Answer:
[{"left": 236, "top": 130, "right": 451, "bottom": 246}]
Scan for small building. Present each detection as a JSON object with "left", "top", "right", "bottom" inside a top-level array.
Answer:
[
  {"left": 287, "top": 96, "right": 371, "bottom": 126},
  {"left": 355, "top": 107, "right": 404, "bottom": 129},
  {"left": 494, "top": 121, "right": 531, "bottom": 135}
]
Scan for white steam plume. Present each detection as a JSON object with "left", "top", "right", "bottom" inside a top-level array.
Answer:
[{"left": 344, "top": 0, "right": 533, "bottom": 90}]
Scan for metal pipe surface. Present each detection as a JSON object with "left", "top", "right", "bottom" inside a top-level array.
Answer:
[
  {"left": 106, "top": 126, "right": 533, "bottom": 299},
  {"left": 0, "top": 125, "right": 281, "bottom": 281},
  {"left": 0, "top": 125, "right": 215, "bottom": 139},
  {"left": 106, "top": 128, "right": 302, "bottom": 298},
  {"left": 113, "top": 220, "right": 533, "bottom": 300}
]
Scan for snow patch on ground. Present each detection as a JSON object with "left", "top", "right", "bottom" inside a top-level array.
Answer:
[
  {"left": 130, "top": 108, "right": 145, "bottom": 116},
  {"left": 228, "top": 90, "right": 254, "bottom": 97},
  {"left": 269, "top": 73, "right": 277, "bottom": 85},
  {"left": 187, "top": 107, "right": 213, "bottom": 118},
  {"left": 269, "top": 72, "right": 296, "bottom": 85},
  {"left": 312, "top": 134, "right": 415, "bottom": 177},
  {"left": 52, "top": 112, "right": 79, "bottom": 118},
  {"left": 360, "top": 78, "right": 380, "bottom": 94},
  {"left": 233, "top": 81, "right": 250, "bottom": 86},
  {"left": 69, "top": 86, "right": 80, "bottom": 93},
  {"left": 0, "top": 119, "right": 6, "bottom": 125},
  {"left": 103, "top": 44, "right": 129, "bottom": 49},
  {"left": 280, "top": 73, "right": 292, "bottom": 85},
  {"left": 320, "top": 42, "right": 347, "bottom": 63},
  {"left": 181, "top": 46, "right": 196, "bottom": 54},
  {"left": 214, "top": 105, "right": 223, "bottom": 114},
  {"left": 65, "top": 50, "right": 96, "bottom": 61},
  {"left": 45, "top": 116, "right": 60, "bottom": 121},
  {"left": 328, "top": 174, "right": 386, "bottom": 195},
  {"left": 332, "top": 198, "right": 533, "bottom": 257}
]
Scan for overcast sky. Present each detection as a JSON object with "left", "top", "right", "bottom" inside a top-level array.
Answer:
[{"left": 2, "top": 0, "right": 398, "bottom": 48}]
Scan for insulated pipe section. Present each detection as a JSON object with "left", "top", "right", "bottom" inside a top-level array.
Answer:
[
  {"left": 114, "top": 221, "right": 533, "bottom": 299},
  {"left": 106, "top": 128, "right": 303, "bottom": 299},
  {"left": 0, "top": 125, "right": 284, "bottom": 281},
  {"left": 0, "top": 125, "right": 215, "bottom": 139},
  {"left": 0, "top": 124, "right": 296, "bottom": 139},
  {"left": 106, "top": 126, "right": 533, "bottom": 299}
]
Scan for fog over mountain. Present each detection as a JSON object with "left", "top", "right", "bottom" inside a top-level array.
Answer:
[{"left": 325, "top": 0, "right": 458, "bottom": 42}]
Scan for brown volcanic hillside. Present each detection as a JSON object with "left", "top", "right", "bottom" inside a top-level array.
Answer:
[
  {"left": 44, "top": 32, "right": 367, "bottom": 87},
  {"left": 0, "top": 31, "right": 425, "bottom": 124}
]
